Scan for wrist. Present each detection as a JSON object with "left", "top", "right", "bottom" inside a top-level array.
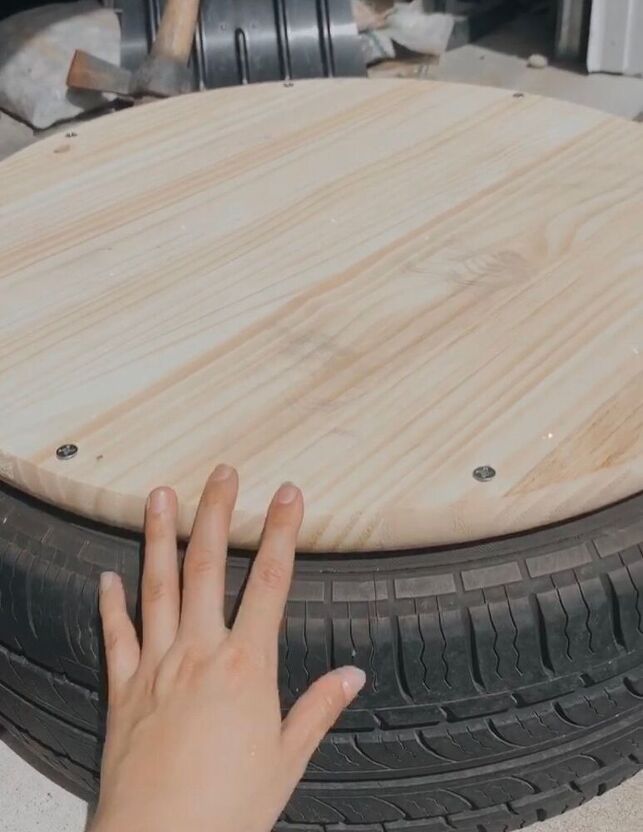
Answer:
[{"left": 90, "top": 809, "right": 180, "bottom": 832}]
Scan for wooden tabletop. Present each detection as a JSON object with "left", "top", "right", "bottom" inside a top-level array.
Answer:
[{"left": 1, "top": 79, "right": 642, "bottom": 552}]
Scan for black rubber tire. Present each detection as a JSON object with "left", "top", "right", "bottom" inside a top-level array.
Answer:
[{"left": 0, "top": 481, "right": 642, "bottom": 830}]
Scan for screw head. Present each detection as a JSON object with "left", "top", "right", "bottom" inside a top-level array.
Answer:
[
  {"left": 473, "top": 465, "right": 496, "bottom": 482},
  {"left": 56, "top": 444, "right": 78, "bottom": 461}
]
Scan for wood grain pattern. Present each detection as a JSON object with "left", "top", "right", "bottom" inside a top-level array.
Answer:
[{"left": 0, "top": 79, "right": 642, "bottom": 552}]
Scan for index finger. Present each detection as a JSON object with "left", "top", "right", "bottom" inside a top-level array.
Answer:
[{"left": 232, "top": 483, "right": 303, "bottom": 657}]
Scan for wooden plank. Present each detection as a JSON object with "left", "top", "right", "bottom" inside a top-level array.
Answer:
[{"left": 0, "top": 79, "right": 641, "bottom": 552}]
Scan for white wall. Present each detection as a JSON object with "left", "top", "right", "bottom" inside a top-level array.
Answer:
[{"left": 588, "top": 0, "right": 643, "bottom": 75}]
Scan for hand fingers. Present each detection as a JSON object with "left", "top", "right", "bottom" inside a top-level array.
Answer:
[
  {"left": 179, "top": 464, "right": 239, "bottom": 644},
  {"left": 140, "top": 488, "right": 180, "bottom": 669},
  {"left": 281, "top": 666, "right": 365, "bottom": 770},
  {"left": 99, "top": 572, "right": 140, "bottom": 699},
  {"left": 232, "top": 483, "right": 303, "bottom": 658}
]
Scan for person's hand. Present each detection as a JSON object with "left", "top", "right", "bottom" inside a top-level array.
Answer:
[{"left": 91, "top": 465, "right": 365, "bottom": 832}]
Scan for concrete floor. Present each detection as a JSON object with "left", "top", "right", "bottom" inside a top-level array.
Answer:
[
  {"left": 433, "top": 11, "right": 643, "bottom": 120},
  {"left": 0, "top": 7, "right": 642, "bottom": 832}
]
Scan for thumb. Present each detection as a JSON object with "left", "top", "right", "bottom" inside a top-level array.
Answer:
[{"left": 281, "top": 666, "right": 366, "bottom": 770}]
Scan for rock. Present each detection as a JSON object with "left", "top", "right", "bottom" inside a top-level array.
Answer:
[
  {"left": 0, "top": 2, "right": 120, "bottom": 130},
  {"left": 527, "top": 53, "right": 549, "bottom": 69},
  {"left": 352, "top": 0, "right": 388, "bottom": 32},
  {"left": 362, "top": 2, "right": 455, "bottom": 65}
]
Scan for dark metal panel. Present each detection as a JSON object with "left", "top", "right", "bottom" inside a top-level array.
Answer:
[{"left": 115, "top": 0, "right": 365, "bottom": 89}]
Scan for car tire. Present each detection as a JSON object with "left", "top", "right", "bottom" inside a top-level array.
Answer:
[{"left": 0, "top": 481, "right": 641, "bottom": 830}]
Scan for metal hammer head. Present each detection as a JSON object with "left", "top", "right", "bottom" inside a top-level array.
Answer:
[{"left": 68, "top": 51, "right": 194, "bottom": 99}]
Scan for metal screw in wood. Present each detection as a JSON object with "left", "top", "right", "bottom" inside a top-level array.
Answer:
[
  {"left": 56, "top": 444, "right": 79, "bottom": 461},
  {"left": 473, "top": 465, "right": 496, "bottom": 482}
]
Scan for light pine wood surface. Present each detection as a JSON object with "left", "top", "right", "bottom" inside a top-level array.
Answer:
[{"left": 0, "top": 79, "right": 642, "bottom": 552}]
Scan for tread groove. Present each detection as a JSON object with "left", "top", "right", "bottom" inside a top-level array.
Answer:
[{"left": 602, "top": 574, "right": 627, "bottom": 650}]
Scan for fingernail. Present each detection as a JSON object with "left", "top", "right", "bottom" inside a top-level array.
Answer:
[
  {"left": 337, "top": 666, "right": 367, "bottom": 701},
  {"left": 212, "top": 464, "right": 233, "bottom": 481},
  {"left": 277, "top": 482, "right": 299, "bottom": 504},
  {"left": 148, "top": 487, "right": 170, "bottom": 514},
  {"left": 100, "top": 572, "right": 116, "bottom": 592}
]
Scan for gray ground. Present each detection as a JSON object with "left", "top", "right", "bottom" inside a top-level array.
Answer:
[{"left": 0, "top": 9, "right": 642, "bottom": 832}]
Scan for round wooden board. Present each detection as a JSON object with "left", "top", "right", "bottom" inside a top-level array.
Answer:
[{"left": 1, "top": 79, "right": 642, "bottom": 552}]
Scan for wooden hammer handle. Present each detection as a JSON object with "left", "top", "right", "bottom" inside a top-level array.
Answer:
[{"left": 152, "top": 0, "right": 201, "bottom": 64}]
